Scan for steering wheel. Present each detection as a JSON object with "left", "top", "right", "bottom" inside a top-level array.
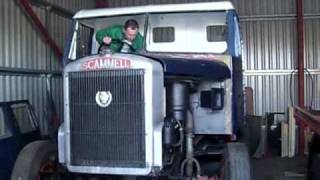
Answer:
[
  {"left": 98, "top": 39, "right": 134, "bottom": 54},
  {"left": 120, "top": 39, "right": 134, "bottom": 52},
  {"left": 98, "top": 42, "right": 113, "bottom": 55}
]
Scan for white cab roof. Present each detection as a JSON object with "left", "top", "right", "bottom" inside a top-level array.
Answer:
[{"left": 73, "top": 2, "right": 235, "bottom": 19}]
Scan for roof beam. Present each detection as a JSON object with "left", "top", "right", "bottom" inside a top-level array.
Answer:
[
  {"left": 18, "top": 0, "right": 63, "bottom": 61},
  {"left": 30, "top": 0, "right": 74, "bottom": 19}
]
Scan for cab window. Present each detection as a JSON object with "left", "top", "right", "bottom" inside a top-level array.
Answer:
[
  {"left": 0, "top": 108, "right": 11, "bottom": 139},
  {"left": 11, "top": 104, "right": 37, "bottom": 133}
]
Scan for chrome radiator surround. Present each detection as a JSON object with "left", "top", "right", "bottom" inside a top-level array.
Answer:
[{"left": 58, "top": 54, "right": 164, "bottom": 175}]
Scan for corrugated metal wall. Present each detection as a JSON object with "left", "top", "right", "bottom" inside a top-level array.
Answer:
[
  {"left": 106, "top": 0, "right": 320, "bottom": 115},
  {"left": 0, "top": 0, "right": 94, "bottom": 134}
]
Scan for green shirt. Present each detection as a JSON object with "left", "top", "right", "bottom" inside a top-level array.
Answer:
[{"left": 96, "top": 25, "right": 144, "bottom": 52}]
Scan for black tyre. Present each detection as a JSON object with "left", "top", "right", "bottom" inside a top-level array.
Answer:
[
  {"left": 223, "top": 143, "right": 251, "bottom": 180},
  {"left": 11, "top": 140, "right": 57, "bottom": 180}
]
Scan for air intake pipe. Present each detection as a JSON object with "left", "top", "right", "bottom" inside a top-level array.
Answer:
[{"left": 167, "top": 82, "right": 188, "bottom": 122}]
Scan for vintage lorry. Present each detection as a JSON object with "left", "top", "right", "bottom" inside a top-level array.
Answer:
[{"left": 11, "top": 2, "right": 250, "bottom": 180}]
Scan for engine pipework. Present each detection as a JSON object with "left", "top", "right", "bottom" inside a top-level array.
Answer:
[
  {"left": 167, "top": 82, "right": 189, "bottom": 122},
  {"left": 180, "top": 111, "right": 200, "bottom": 177}
]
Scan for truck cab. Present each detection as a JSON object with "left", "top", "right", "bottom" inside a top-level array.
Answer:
[
  {"left": 54, "top": 2, "right": 248, "bottom": 179},
  {"left": 58, "top": 2, "right": 250, "bottom": 179}
]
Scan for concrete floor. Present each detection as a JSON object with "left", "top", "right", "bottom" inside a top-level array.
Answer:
[{"left": 252, "top": 156, "right": 307, "bottom": 180}]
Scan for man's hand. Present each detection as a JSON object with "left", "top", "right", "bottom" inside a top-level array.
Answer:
[{"left": 103, "top": 36, "right": 112, "bottom": 44}]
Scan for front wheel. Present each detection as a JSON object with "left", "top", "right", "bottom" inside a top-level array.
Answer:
[
  {"left": 11, "top": 140, "right": 57, "bottom": 180},
  {"left": 222, "top": 142, "right": 252, "bottom": 180}
]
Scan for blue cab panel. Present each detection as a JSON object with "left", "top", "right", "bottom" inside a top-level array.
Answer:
[{"left": 143, "top": 54, "right": 231, "bottom": 81}]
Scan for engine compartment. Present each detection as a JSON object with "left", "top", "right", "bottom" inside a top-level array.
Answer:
[{"left": 58, "top": 52, "right": 239, "bottom": 179}]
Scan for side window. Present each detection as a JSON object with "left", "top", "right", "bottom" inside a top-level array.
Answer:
[
  {"left": 11, "top": 104, "right": 37, "bottom": 134},
  {"left": 0, "top": 108, "right": 11, "bottom": 138},
  {"left": 206, "top": 25, "right": 226, "bottom": 42},
  {"left": 152, "top": 27, "right": 175, "bottom": 43},
  {"left": 69, "top": 23, "right": 93, "bottom": 60},
  {"left": 76, "top": 25, "right": 93, "bottom": 59}
]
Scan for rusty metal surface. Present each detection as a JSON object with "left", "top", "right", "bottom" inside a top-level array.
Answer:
[
  {"left": 296, "top": 0, "right": 305, "bottom": 108},
  {"left": 295, "top": 106, "right": 320, "bottom": 134}
]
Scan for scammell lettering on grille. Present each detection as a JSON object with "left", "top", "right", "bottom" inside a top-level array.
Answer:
[{"left": 82, "top": 57, "right": 131, "bottom": 70}]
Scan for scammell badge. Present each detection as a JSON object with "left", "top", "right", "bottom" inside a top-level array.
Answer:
[{"left": 95, "top": 91, "right": 112, "bottom": 108}]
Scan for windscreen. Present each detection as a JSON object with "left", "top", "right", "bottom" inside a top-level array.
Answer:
[{"left": 68, "top": 15, "right": 146, "bottom": 60}]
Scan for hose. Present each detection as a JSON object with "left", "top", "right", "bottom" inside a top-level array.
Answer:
[
  {"left": 180, "top": 157, "right": 201, "bottom": 177},
  {"left": 172, "top": 119, "right": 184, "bottom": 147}
]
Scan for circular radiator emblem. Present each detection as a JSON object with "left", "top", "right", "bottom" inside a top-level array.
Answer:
[{"left": 95, "top": 91, "right": 112, "bottom": 108}]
